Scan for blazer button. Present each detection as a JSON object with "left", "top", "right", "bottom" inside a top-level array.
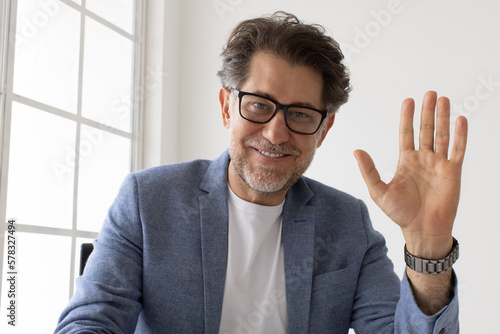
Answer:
[{"left": 438, "top": 329, "right": 446, "bottom": 334}]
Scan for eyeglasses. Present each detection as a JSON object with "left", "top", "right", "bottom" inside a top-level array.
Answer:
[{"left": 233, "top": 90, "right": 328, "bottom": 135}]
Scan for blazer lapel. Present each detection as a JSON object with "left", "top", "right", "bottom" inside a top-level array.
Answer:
[
  {"left": 199, "top": 152, "right": 230, "bottom": 334},
  {"left": 282, "top": 178, "right": 315, "bottom": 334}
]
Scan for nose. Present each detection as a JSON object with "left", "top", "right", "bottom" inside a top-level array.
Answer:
[{"left": 261, "top": 110, "right": 290, "bottom": 145}]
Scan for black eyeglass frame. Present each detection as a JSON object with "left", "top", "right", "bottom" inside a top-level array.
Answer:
[{"left": 233, "top": 89, "right": 328, "bottom": 135}]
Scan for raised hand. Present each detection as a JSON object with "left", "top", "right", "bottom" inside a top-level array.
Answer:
[{"left": 354, "top": 91, "right": 468, "bottom": 259}]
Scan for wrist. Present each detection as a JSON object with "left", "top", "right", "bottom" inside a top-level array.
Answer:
[{"left": 404, "top": 234, "right": 454, "bottom": 259}]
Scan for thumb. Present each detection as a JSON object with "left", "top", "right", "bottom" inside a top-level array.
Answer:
[{"left": 353, "top": 149, "right": 386, "bottom": 202}]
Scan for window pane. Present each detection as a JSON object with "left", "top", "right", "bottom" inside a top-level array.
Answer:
[
  {"left": 0, "top": 233, "right": 71, "bottom": 333},
  {"left": 81, "top": 18, "right": 133, "bottom": 132},
  {"left": 13, "top": 0, "right": 80, "bottom": 113},
  {"left": 86, "top": 0, "right": 135, "bottom": 35},
  {"left": 6, "top": 103, "right": 76, "bottom": 229},
  {"left": 77, "top": 125, "right": 131, "bottom": 232}
]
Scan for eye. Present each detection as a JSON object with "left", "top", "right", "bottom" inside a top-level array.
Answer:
[
  {"left": 290, "top": 111, "right": 309, "bottom": 119},
  {"left": 287, "top": 108, "right": 316, "bottom": 123},
  {"left": 252, "top": 102, "right": 269, "bottom": 110},
  {"left": 246, "top": 100, "right": 273, "bottom": 114}
]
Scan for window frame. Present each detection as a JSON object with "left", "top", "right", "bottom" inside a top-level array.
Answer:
[{"left": 0, "top": 0, "right": 145, "bottom": 303}]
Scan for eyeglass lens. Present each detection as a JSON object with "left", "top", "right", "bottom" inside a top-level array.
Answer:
[{"left": 240, "top": 94, "right": 323, "bottom": 134}]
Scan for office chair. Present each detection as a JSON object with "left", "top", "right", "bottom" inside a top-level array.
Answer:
[{"left": 79, "top": 243, "right": 94, "bottom": 275}]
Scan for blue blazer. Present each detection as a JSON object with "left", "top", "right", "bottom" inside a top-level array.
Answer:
[{"left": 56, "top": 151, "right": 458, "bottom": 333}]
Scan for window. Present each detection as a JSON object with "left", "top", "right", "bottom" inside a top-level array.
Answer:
[{"left": 0, "top": 0, "right": 145, "bottom": 332}]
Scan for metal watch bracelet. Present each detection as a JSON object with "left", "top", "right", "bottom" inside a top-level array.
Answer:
[{"left": 404, "top": 237, "right": 459, "bottom": 274}]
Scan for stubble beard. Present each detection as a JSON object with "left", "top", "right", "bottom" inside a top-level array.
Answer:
[{"left": 228, "top": 129, "right": 317, "bottom": 195}]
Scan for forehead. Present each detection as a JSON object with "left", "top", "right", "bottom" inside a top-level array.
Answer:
[{"left": 241, "top": 52, "right": 323, "bottom": 108}]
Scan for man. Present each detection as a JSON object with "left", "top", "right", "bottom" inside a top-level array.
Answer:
[{"left": 55, "top": 12, "right": 467, "bottom": 333}]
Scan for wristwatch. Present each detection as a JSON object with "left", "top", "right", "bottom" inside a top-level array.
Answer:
[{"left": 404, "top": 238, "right": 459, "bottom": 274}]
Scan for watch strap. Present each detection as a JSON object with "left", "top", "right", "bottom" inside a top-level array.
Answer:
[{"left": 404, "top": 237, "right": 459, "bottom": 274}]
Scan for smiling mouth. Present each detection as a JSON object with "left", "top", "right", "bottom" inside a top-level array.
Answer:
[
  {"left": 246, "top": 138, "right": 300, "bottom": 158},
  {"left": 258, "top": 150, "right": 286, "bottom": 158}
]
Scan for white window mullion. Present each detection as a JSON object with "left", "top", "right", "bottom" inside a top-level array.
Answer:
[
  {"left": 0, "top": 0, "right": 18, "bottom": 316},
  {"left": 60, "top": 0, "right": 134, "bottom": 42},
  {"left": 132, "top": 0, "right": 146, "bottom": 172},
  {"left": 7, "top": 223, "right": 98, "bottom": 239},
  {"left": 0, "top": 0, "right": 17, "bottom": 209},
  {"left": 11, "top": 93, "right": 133, "bottom": 139},
  {"left": 68, "top": 3, "right": 86, "bottom": 298}
]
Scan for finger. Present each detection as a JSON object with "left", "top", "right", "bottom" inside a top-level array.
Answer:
[
  {"left": 450, "top": 116, "right": 468, "bottom": 166},
  {"left": 399, "top": 98, "right": 415, "bottom": 152},
  {"left": 434, "top": 96, "right": 451, "bottom": 157},
  {"left": 419, "top": 91, "right": 438, "bottom": 151},
  {"left": 353, "top": 149, "right": 387, "bottom": 202}
]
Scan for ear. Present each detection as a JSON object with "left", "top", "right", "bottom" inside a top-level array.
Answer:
[
  {"left": 316, "top": 113, "right": 335, "bottom": 148},
  {"left": 219, "top": 87, "right": 232, "bottom": 129}
]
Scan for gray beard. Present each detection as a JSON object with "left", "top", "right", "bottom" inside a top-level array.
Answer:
[{"left": 228, "top": 131, "right": 316, "bottom": 195}]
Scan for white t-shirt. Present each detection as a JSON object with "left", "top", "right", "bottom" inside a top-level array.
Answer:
[{"left": 219, "top": 186, "right": 288, "bottom": 334}]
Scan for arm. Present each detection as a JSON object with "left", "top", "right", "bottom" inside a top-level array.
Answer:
[
  {"left": 350, "top": 200, "right": 459, "bottom": 334},
  {"left": 55, "top": 174, "right": 144, "bottom": 333},
  {"left": 354, "top": 91, "right": 468, "bottom": 314}
]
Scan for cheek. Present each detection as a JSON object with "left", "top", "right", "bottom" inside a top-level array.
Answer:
[
  {"left": 228, "top": 122, "right": 251, "bottom": 148},
  {"left": 231, "top": 119, "right": 263, "bottom": 139},
  {"left": 293, "top": 135, "right": 318, "bottom": 152},
  {"left": 313, "top": 131, "right": 326, "bottom": 148}
]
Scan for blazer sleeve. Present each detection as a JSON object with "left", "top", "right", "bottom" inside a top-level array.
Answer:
[
  {"left": 394, "top": 271, "right": 459, "bottom": 333},
  {"left": 54, "top": 174, "right": 144, "bottom": 334},
  {"left": 350, "top": 200, "right": 459, "bottom": 333}
]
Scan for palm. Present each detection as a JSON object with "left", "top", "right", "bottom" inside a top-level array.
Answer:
[
  {"left": 379, "top": 150, "right": 461, "bottom": 235},
  {"left": 354, "top": 91, "right": 468, "bottom": 252}
]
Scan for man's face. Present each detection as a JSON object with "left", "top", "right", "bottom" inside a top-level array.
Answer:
[{"left": 220, "top": 52, "right": 335, "bottom": 205}]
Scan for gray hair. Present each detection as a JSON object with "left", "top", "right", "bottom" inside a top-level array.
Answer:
[{"left": 218, "top": 11, "right": 351, "bottom": 113}]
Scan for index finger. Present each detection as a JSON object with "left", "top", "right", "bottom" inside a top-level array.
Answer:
[{"left": 399, "top": 97, "right": 415, "bottom": 152}]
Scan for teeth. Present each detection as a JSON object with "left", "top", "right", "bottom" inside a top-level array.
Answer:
[{"left": 259, "top": 150, "right": 285, "bottom": 158}]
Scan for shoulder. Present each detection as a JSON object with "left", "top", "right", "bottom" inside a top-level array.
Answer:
[
  {"left": 136, "top": 158, "right": 212, "bottom": 178},
  {"left": 112, "top": 159, "right": 215, "bottom": 207},
  {"left": 131, "top": 159, "right": 213, "bottom": 188}
]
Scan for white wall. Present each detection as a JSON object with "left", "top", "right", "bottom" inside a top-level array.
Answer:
[{"left": 146, "top": 0, "right": 500, "bottom": 331}]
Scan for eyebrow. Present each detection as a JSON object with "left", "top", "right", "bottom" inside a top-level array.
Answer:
[{"left": 251, "top": 90, "right": 322, "bottom": 110}]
